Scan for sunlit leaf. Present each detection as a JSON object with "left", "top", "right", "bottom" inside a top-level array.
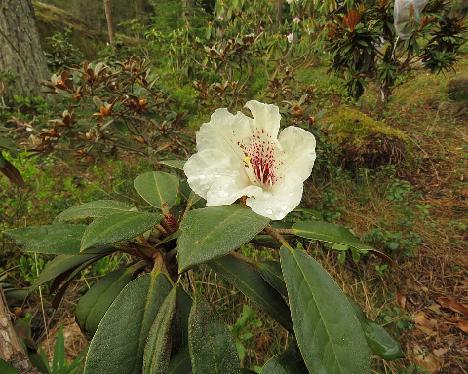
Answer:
[
  {"left": 80, "top": 211, "right": 162, "bottom": 251},
  {"left": 56, "top": 200, "right": 135, "bottom": 223},
  {"left": 84, "top": 271, "right": 172, "bottom": 374},
  {"left": 188, "top": 297, "right": 241, "bottom": 374},
  {"left": 75, "top": 263, "right": 143, "bottom": 337},
  {"left": 280, "top": 246, "right": 371, "bottom": 373},
  {"left": 348, "top": 299, "right": 404, "bottom": 360},
  {"left": 143, "top": 288, "right": 177, "bottom": 374},
  {"left": 177, "top": 205, "right": 269, "bottom": 272},
  {"left": 134, "top": 171, "right": 179, "bottom": 210},
  {"left": 5, "top": 224, "right": 86, "bottom": 254},
  {"left": 292, "top": 221, "right": 373, "bottom": 251}
]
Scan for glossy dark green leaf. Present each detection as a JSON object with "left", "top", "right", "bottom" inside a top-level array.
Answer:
[
  {"left": 260, "top": 343, "right": 308, "bottom": 374},
  {"left": 143, "top": 288, "right": 177, "bottom": 374},
  {"left": 5, "top": 224, "right": 86, "bottom": 254},
  {"left": 364, "top": 321, "right": 404, "bottom": 360},
  {"left": 292, "top": 221, "right": 373, "bottom": 251},
  {"left": 280, "top": 246, "right": 371, "bottom": 374},
  {"left": 81, "top": 211, "right": 162, "bottom": 251},
  {"left": 177, "top": 206, "right": 269, "bottom": 272},
  {"left": 257, "top": 260, "right": 287, "bottom": 298},
  {"left": 84, "top": 271, "right": 173, "bottom": 374},
  {"left": 75, "top": 264, "right": 142, "bottom": 337},
  {"left": 209, "top": 255, "right": 292, "bottom": 331},
  {"left": 168, "top": 346, "right": 192, "bottom": 374},
  {"left": 188, "top": 298, "right": 241, "bottom": 374},
  {"left": 348, "top": 299, "right": 404, "bottom": 360},
  {"left": 56, "top": 200, "right": 135, "bottom": 222},
  {"left": 134, "top": 171, "right": 179, "bottom": 210}
]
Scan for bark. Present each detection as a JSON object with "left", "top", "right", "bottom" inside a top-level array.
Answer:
[
  {"left": 276, "top": 0, "right": 284, "bottom": 24},
  {"left": 0, "top": 0, "right": 49, "bottom": 96},
  {"left": 103, "top": 0, "right": 115, "bottom": 45},
  {"left": 0, "top": 288, "right": 38, "bottom": 373}
]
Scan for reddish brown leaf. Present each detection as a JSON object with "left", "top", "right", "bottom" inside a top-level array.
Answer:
[
  {"left": 437, "top": 296, "right": 468, "bottom": 316},
  {"left": 456, "top": 320, "right": 468, "bottom": 334}
]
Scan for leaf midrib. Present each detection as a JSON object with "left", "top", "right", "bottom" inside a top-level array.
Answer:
[
  {"left": 81, "top": 212, "right": 159, "bottom": 250},
  {"left": 290, "top": 249, "right": 345, "bottom": 374}
]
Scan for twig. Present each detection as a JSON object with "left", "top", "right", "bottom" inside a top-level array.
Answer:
[{"left": 264, "top": 226, "right": 294, "bottom": 250}]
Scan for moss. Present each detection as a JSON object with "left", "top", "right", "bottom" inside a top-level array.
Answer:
[
  {"left": 321, "top": 106, "right": 408, "bottom": 168},
  {"left": 34, "top": 1, "right": 105, "bottom": 58}
]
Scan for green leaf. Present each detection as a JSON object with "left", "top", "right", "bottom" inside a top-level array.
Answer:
[
  {"left": 188, "top": 297, "right": 241, "bottom": 374},
  {"left": 84, "top": 271, "right": 173, "bottom": 374},
  {"left": 209, "top": 255, "right": 292, "bottom": 331},
  {"left": 75, "top": 264, "right": 142, "bottom": 337},
  {"left": 168, "top": 346, "right": 192, "bottom": 374},
  {"left": 260, "top": 344, "right": 308, "bottom": 374},
  {"left": 177, "top": 206, "right": 269, "bottom": 272},
  {"left": 257, "top": 260, "right": 287, "bottom": 298},
  {"left": 348, "top": 299, "right": 404, "bottom": 360},
  {"left": 173, "top": 287, "right": 193, "bottom": 350},
  {"left": 52, "top": 326, "right": 65, "bottom": 373},
  {"left": 292, "top": 221, "right": 373, "bottom": 251},
  {"left": 134, "top": 171, "right": 179, "bottom": 210},
  {"left": 363, "top": 321, "right": 404, "bottom": 360},
  {"left": 0, "top": 136, "right": 16, "bottom": 152},
  {"left": 56, "top": 200, "right": 136, "bottom": 222},
  {"left": 80, "top": 211, "right": 162, "bottom": 251},
  {"left": 143, "top": 288, "right": 177, "bottom": 374},
  {"left": 159, "top": 160, "right": 186, "bottom": 170},
  {"left": 31, "top": 249, "right": 114, "bottom": 290},
  {"left": 280, "top": 246, "right": 371, "bottom": 374},
  {"left": 5, "top": 224, "right": 86, "bottom": 254},
  {"left": 0, "top": 358, "right": 19, "bottom": 374}
]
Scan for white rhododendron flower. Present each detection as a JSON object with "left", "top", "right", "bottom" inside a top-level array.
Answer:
[{"left": 184, "top": 100, "right": 316, "bottom": 220}]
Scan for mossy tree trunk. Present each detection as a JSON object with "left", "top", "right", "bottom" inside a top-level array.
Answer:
[{"left": 0, "top": 0, "right": 49, "bottom": 96}]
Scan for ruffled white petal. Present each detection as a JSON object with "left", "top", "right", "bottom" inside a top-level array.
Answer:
[
  {"left": 196, "top": 108, "right": 252, "bottom": 163},
  {"left": 247, "top": 178, "right": 303, "bottom": 220},
  {"left": 184, "top": 101, "right": 317, "bottom": 220},
  {"left": 184, "top": 148, "right": 259, "bottom": 206},
  {"left": 278, "top": 126, "right": 316, "bottom": 181},
  {"left": 245, "top": 100, "right": 281, "bottom": 139}
]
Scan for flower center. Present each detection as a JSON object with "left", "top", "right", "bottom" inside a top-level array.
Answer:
[{"left": 237, "top": 129, "right": 280, "bottom": 187}]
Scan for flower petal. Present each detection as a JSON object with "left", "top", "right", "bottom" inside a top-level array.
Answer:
[
  {"left": 245, "top": 100, "right": 281, "bottom": 139},
  {"left": 278, "top": 126, "right": 316, "bottom": 181},
  {"left": 196, "top": 108, "right": 251, "bottom": 162},
  {"left": 184, "top": 149, "right": 259, "bottom": 206},
  {"left": 246, "top": 179, "right": 303, "bottom": 220}
]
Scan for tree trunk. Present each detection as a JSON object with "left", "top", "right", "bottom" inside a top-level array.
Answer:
[
  {"left": 276, "top": 0, "right": 284, "bottom": 24},
  {"left": 0, "top": 0, "right": 49, "bottom": 96},
  {"left": 0, "top": 288, "right": 38, "bottom": 373},
  {"left": 103, "top": 0, "right": 115, "bottom": 45}
]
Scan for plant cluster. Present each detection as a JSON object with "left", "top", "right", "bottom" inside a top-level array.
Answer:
[
  {"left": 5, "top": 167, "right": 403, "bottom": 373},
  {"left": 31, "top": 58, "right": 193, "bottom": 161},
  {"left": 325, "top": 0, "right": 467, "bottom": 102}
]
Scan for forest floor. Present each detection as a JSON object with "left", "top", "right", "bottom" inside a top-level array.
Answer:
[{"left": 1, "top": 56, "right": 467, "bottom": 373}]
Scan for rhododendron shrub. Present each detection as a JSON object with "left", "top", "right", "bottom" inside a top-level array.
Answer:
[{"left": 5, "top": 102, "right": 402, "bottom": 374}]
